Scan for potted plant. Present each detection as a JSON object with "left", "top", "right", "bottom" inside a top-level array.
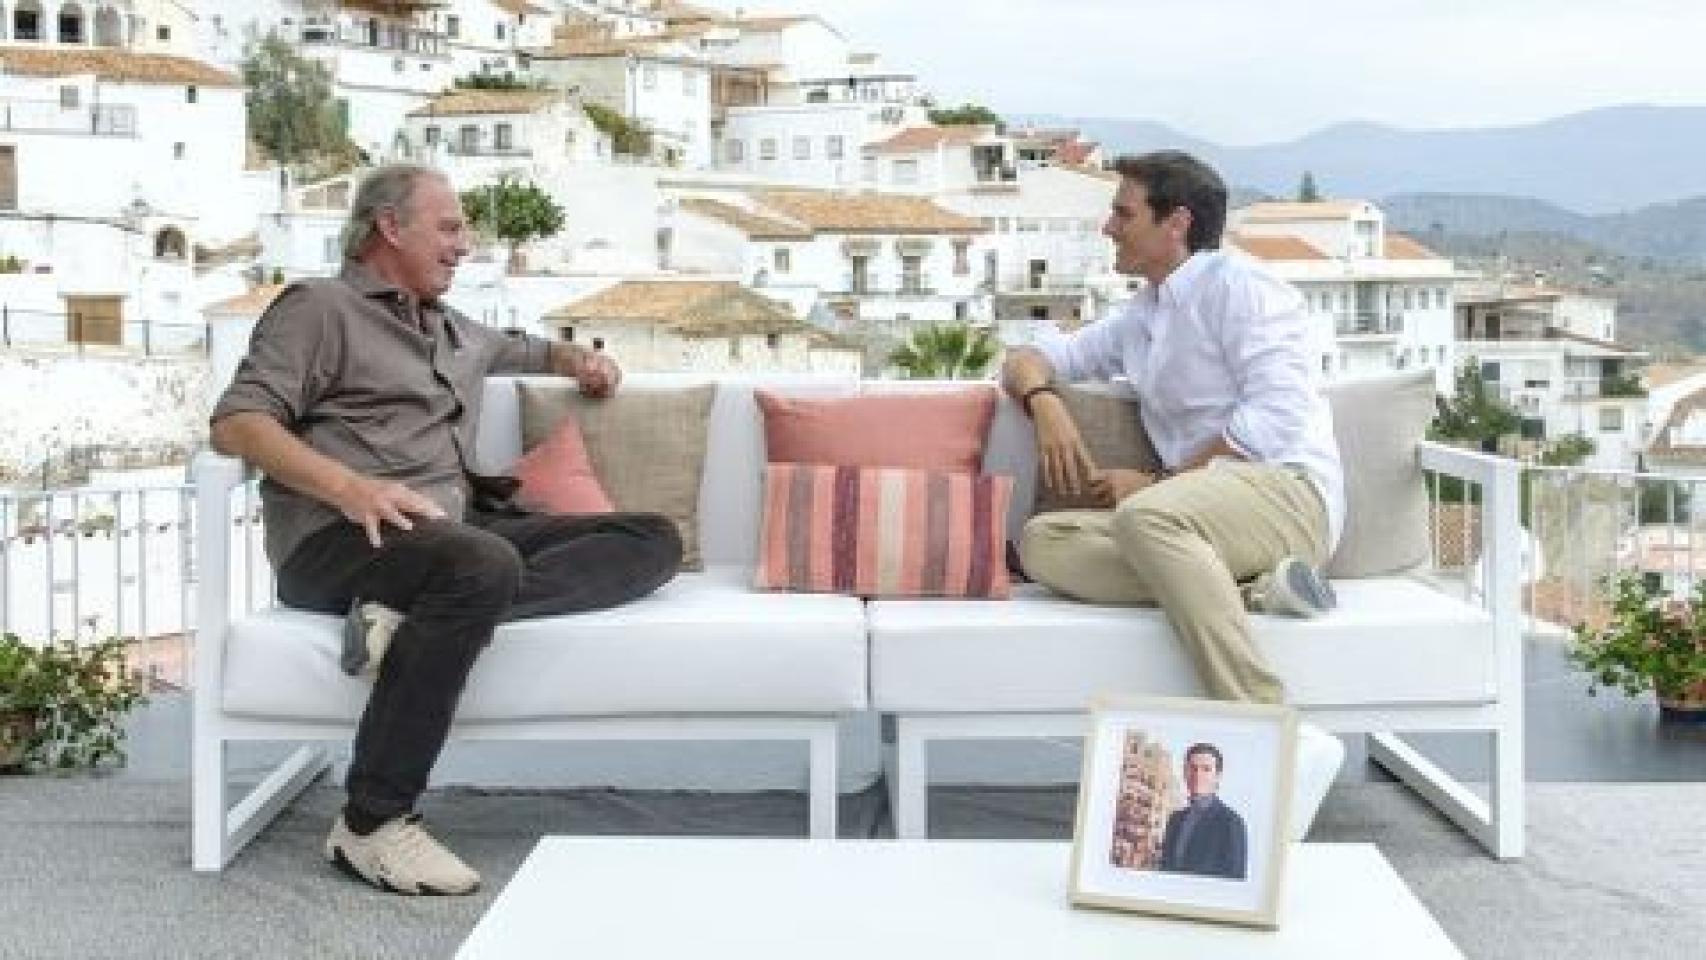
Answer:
[
  {"left": 0, "top": 633, "right": 148, "bottom": 771},
  {"left": 1571, "top": 574, "right": 1706, "bottom": 722}
]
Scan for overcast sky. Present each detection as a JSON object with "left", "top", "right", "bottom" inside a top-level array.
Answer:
[{"left": 754, "top": 0, "right": 1705, "bottom": 145}]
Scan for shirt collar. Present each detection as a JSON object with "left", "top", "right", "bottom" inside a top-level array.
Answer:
[
  {"left": 1151, "top": 250, "right": 1218, "bottom": 310},
  {"left": 337, "top": 260, "right": 463, "bottom": 349}
]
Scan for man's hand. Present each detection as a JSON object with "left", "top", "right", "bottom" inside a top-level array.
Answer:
[
  {"left": 1089, "top": 468, "right": 1159, "bottom": 508},
  {"left": 1033, "top": 396, "right": 1098, "bottom": 495},
  {"left": 331, "top": 473, "right": 448, "bottom": 548},
  {"left": 575, "top": 349, "right": 621, "bottom": 398}
]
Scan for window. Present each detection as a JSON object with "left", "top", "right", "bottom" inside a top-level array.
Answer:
[
  {"left": 642, "top": 65, "right": 657, "bottom": 90},
  {"left": 446, "top": 15, "right": 460, "bottom": 38},
  {"left": 955, "top": 301, "right": 969, "bottom": 323},
  {"left": 324, "top": 236, "right": 340, "bottom": 264},
  {"left": 850, "top": 255, "right": 870, "bottom": 293},
  {"left": 424, "top": 125, "right": 440, "bottom": 146},
  {"left": 459, "top": 125, "right": 478, "bottom": 153},
  {"left": 14, "top": 8, "right": 39, "bottom": 40},
  {"left": 892, "top": 158, "right": 918, "bottom": 185},
  {"left": 793, "top": 136, "right": 810, "bottom": 161},
  {"left": 59, "top": 86, "right": 79, "bottom": 109},
  {"left": 900, "top": 255, "right": 923, "bottom": 294},
  {"left": 592, "top": 336, "right": 606, "bottom": 351},
  {"left": 1600, "top": 407, "right": 1624, "bottom": 432},
  {"left": 773, "top": 247, "right": 791, "bottom": 273},
  {"left": 495, "top": 23, "right": 506, "bottom": 42},
  {"left": 561, "top": 326, "right": 575, "bottom": 342},
  {"left": 952, "top": 239, "right": 970, "bottom": 276},
  {"left": 759, "top": 138, "right": 777, "bottom": 161},
  {"left": 494, "top": 123, "right": 513, "bottom": 151},
  {"left": 1322, "top": 355, "right": 1333, "bottom": 375},
  {"left": 1481, "top": 361, "right": 1500, "bottom": 381},
  {"left": 186, "top": 85, "right": 198, "bottom": 104},
  {"left": 173, "top": 142, "right": 185, "bottom": 160},
  {"left": 765, "top": 332, "right": 781, "bottom": 350},
  {"left": 1403, "top": 289, "right": 1414, "bottom": 310},
  {"left": 726, "top": 139, "right": 745, "bottom": 163},
  {"left": 0, "top": 146, "right": 16, "bottom": 211},
  {"left": 826, "top": 135, "right": 844, "bottom": 160},
  {"left": 156, "top": 25, "right": 170, "bottom": 42}
]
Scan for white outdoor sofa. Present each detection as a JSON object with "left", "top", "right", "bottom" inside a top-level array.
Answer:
[{"left": 190, "top": 373, "right": 1524, "bottom": 872}]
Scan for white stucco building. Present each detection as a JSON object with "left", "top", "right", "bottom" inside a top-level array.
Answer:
[
  {"left": 1229, "top": 200, "right": 1460, "bottom": 393},
  {"left": 526, "top": 30, "right": 713, "bottom": 169},
  {"left": 401, "top": 87, "right": 610, "bottom": 183}
]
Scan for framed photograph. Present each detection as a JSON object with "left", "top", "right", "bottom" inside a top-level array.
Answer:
[{"left": 1068, "top": 695, "right": 1298, "bottom": 929}]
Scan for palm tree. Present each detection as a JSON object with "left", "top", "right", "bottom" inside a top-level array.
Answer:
[{"left": 888, "top": 324, "right": 999, "bottom": 379}]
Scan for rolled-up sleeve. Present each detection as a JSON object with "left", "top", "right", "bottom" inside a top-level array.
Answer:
[
  {"left": 1033, "top": 309, "right": 1125, "bottom": 383},
  {"left": 479, "top": 326, "right": 556, "bottom": 376},
  {"left": 210, "top": 288, "right": 336, "bottom": 428},
  {"left": 1219, "top": 275, "right": 1316, "bottom": 461}
]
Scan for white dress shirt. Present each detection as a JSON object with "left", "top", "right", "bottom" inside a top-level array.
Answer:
[{"left": 1036, "top": 250, "right": 1345, "bottom": 552}]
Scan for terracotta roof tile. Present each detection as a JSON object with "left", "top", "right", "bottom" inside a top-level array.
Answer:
[
  {"left": 754, "top": 189, "right": 987, "bottom": 235},
  {"left": 0, "top": 45, "right": 242, "bottom": 87},
  {"left": 407, "top": 89, "right": 558, "bottom": 117},
  {"left": 725, "top": 15, "right": 813, "bottom": 32},
  {"left": 1228, "top": 233, "right": 1327, "bottom": 261},
  {"left": 1383, "top": 232, "right": 1442, "bottom": 260},
  {"left": 1237, "top": 200, "right": 1370, "bottom": 222},
  {"left": 545, "top": 280, "right": 814, "bottom": 339},
  {"left": 206, "top": 285, "right": 287, "bottom": 316},
  {"left": 490, "top": 0, "right": 549, "bottom": 14},
  {"left": 1053, "top": 142, "right": 1096, "bottom": 165},
  {"left": 866, "top": 125, "right": 994, "bottom": 154},
  {"left": 678, "top": 198, "right": 813, "bottom": 240}
]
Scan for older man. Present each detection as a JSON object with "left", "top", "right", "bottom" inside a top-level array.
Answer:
[
  {"left": 210, "top": 164, "right": 681, "bottom": 895},
  {"left": 1004, "top": 150, "right": 1343, "bottom": 705}
]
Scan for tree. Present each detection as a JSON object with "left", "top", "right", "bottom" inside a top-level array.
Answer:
[
  {"left": 1431, "top": 359, "right": 1521, "bottom": 452},
  {"left": 888, "top": 324, "right": 998, "bottom": 379},
  {"left": 240, "top": 33, "right": 358, "bottom": 175},
  {"left": 927, "top": 103, "right": 1004, "bottom": 131},
  {"left": 1296, "top": 170, "right": 1321, "bottom": 202},
  {"left": 460, "top": 176, "right": 566, "bottom": 272},
  {"left": 1537, "top": 433, "right": 1595, "bottom": 466},
  {"left": 582, "top": 102, "right": 653, "bottom": 157}
]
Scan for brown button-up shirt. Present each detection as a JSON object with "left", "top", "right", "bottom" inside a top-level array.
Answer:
[{"left": 210, "top": 261, "right": 555, "bottom": 567}]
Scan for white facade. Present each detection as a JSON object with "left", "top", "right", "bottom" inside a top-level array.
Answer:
[
  {"left": 0, "top": 1, "right": 195, "bottom": 53},
  {"left": 528, "top": 44, "right": 714, "bottom": 169},
  {"left": 401, "top": 93, "right": 610, "bottom": 184},
  {"left": 437, "top": 0, "right": 554, "bottom": 80},
  {"left": 716, "top": 101, "right": 923, "bottom": 187}
]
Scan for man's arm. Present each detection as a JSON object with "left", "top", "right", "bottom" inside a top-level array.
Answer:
[
  {"left": 211, "top": 413, "right": 446, "bottom": 549},
  {"left": 547, "top": 341, "right": 621, "bottom": 398},
  {"left": 1002, "top": 347, "right": 1101, "bottom": 496}
]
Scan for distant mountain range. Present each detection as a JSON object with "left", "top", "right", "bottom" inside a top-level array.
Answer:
[
  {"left": 1017, "top": 105, "right": 1706, "bottom": 216},
  {"left": 1381, "top": 194, "right": 1706, "bottom": 266}
]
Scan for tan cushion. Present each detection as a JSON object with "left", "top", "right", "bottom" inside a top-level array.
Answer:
[
  {"left": 1323, "top": 370, "right": 1437, "bottom": 577},
  {"left": 1033, "top": 383, "right": 1160, "bottom": 513},
  {"left": 518, "top": 383, "right": 717, "bottom": 570}
]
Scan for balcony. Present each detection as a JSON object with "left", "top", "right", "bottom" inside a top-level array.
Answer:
[
  {"left": 0, "top": 98, "right": 137, "bottom": 137},
  {"left": 1335, "top": 310, "right": 1403, "bottom": 338}
]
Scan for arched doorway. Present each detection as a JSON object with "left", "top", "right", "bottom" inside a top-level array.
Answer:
[
  {"left": 12, "top": 0, "right": 43, "bottom": 41},
  {"left": 55, "top": 1, "right": 83, "bottom": 43},
  {"left": 154, "top": 226, "right": 188, "bottom": 261},
  {"left": 93, "top": 3, "right": 120, "bottom": 45}
]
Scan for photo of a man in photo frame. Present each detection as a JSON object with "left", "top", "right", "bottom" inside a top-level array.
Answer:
[{"left": 1158, "top": 742, "right": 1248, "bottom": 880}]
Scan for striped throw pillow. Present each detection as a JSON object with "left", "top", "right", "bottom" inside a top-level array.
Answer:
[{"left": 756, "top": 463, "right": 1013, "bottom": 599}]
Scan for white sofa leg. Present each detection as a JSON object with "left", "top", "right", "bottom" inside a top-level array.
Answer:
[
  {"left": 191, "top": 735, "right": 228, "bottom": 873},
  {"left": 1489, "top": 717, "right": 1526, "bottom": 860},
  {"left": 807, "top": 725, "right": 838, "bottom": 840},
  {"left": 892, "top": 720, "right": 928, "bottom": 840}
]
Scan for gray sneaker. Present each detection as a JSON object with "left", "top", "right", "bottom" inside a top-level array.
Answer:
[
  {"left": 1245, "top": 557, "right": 1337, "bottom": 618},
  {"left": 325, "top": 813, "right": 481, "bottom": 896},
  {"left": 341, "top": 600, "right": 404, "bottom": 679}
]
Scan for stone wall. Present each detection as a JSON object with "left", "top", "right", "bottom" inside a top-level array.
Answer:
[{"left": 0, "top": 353, "right": 211, "bottom": 486}]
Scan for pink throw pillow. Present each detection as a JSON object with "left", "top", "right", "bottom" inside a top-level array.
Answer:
[
  {"left": 755, "top": 463, "right": 1012, "bottom": 599},
  {"left": 513, "top": 415, "right": 615, "bottom": 514},
  {"left": 755, "top": 388, "right": 997, "bottom": 472}
]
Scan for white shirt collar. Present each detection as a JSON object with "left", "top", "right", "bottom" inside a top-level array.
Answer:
[{"left": 1150, "top": 250, "right": 1219, "bottom": 310}]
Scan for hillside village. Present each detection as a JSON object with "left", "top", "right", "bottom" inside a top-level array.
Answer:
[{"left": 2, "top": 0, "right": 1703, "bottom": 490}]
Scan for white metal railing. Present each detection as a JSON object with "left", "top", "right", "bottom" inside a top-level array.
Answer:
[{"left": 0, "top": 480, "right": 272, "bottom": 688}]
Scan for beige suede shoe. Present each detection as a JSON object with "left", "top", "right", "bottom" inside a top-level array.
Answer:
[{"left": 325, "top": 814, "right": 481, "bottom": 896}]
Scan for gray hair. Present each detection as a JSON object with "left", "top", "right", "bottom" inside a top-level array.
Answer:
[{"left": 339, "top": 163, "right": 444, "bottom": 260}]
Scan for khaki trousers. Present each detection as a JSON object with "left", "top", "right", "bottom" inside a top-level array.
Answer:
[{"left": 1018, "top": 461, "right": 1330, "bottom": 705}]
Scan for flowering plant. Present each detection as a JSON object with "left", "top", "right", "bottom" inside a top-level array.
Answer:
[{"left": 1571, "top": 574, "right": 1706, "bottom": 707}]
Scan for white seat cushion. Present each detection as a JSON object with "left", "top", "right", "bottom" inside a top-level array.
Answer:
[
  {"left": 869, "top": 577, "right": 1496, "bottom": 712},
  {"left": 222, "top": 566, "right": 869, "bottom": 722}
]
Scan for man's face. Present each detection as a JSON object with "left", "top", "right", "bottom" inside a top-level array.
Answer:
[
  {"left": 384, "top": 174, "right": 469, "bottom": 301},
  {"left": 1102, "top": 180, "right": 1188, "bottom": 281},
  {"left": 1184, "top": 751, "right": 1220, "bottom": 798}
]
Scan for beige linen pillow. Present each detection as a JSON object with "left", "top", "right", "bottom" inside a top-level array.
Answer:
[
  {"left": 1323, "top": 369, "right": 1438, "bottom": 578},
  {"left": 1032, "top": 383, "right": 1161, "bottom": 514},
  {"left": 517, "top": 382, "right": 717, "bottom": 570}
]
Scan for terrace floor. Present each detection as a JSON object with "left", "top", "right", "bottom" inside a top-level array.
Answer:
[{"left": 2, "top": 630, "right": 1703, "bottom": 959}]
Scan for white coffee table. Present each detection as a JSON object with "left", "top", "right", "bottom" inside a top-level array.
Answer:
[{"left": 457, "top": 838, "right": 1462, "bottom": 959}]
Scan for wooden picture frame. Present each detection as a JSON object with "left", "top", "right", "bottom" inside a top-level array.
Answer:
[{"left": 1068, "top": 695, "right": 1299, "bottom": 929}]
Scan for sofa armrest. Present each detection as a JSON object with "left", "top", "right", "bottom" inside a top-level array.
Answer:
[
  {"left": 192, "top": 453, "right": 248, "bottom": 710},
  {"left": 1416, "top": 440, "right": 1524, "bottom": 699}
]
